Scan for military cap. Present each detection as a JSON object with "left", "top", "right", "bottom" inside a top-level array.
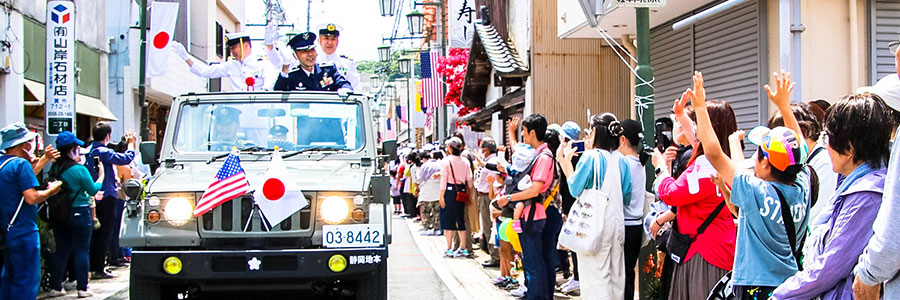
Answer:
[
  {"left": 269, "top": 125, "right": 289, "bottom": 136},
  {"left": 287, "top": 32, "right": 317, "bottom": 51},
  {"left": 317, "top": 23, "right": 342, "bottom": 37},
  {"left": 213, "top": 106, "right": 241, "bottom": 124},
  {"left": 225, "top": 32, "right": 251, "bottom": 47}
]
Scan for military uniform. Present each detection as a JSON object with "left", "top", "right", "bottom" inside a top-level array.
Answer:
[
  {"left": 209, "top": 106, "right": 255, "bottom": 151},
  {"left": 316, "top": 23, "right": 360, "bottom": 89},
  {"left": 187, "top": 32, "right": 282, "bottom": 91},
  {"left": 272, "top": 32, "right": 352, "bottom": 92},
  {"left": 267, "top": 125, "right": 293, "bottom": 150}
]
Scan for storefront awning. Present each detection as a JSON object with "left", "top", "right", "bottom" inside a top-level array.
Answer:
[
  {"left": 76, "top": 94, "right": 118, "bottom": 121},
  {"left": 22, "top": 79, "right": 118, "bottom": 121},
  {"left": 23, "top": 79, "right": 44, "bottom": 106},
  {"left": 459, "top": 88, "right": 526, "bottom": 130}
]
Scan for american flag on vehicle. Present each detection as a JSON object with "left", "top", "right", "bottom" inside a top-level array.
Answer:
[
  {"left": 420, "top": 51, "right": 443, "bottom": 108},
  {"left": 194, "top": 152, "right": 250, "bottom": 217}
]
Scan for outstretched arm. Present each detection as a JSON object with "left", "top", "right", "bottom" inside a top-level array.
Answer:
[
  {"left": 764, "top": 71, "right": 803, "bottom": 142},
  {"left": 689, "top": 72, "right": 738, "bottom": 187}
]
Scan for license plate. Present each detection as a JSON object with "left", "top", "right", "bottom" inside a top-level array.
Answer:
[{"left": 322, "top": 224, "right": 384, "bottom": 248}]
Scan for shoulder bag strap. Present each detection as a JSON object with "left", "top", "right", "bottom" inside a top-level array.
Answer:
[
  {"left": 695, "top": 200, "right": 727, "bottom": 236},
  {"left": 0, "top": 157, "right": 26, "bottom": 232},
  {"left": 774, "top": 186, "right": 804, "bottom": 271}
]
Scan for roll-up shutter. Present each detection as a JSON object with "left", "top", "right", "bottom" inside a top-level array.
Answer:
[
  {"left": 651, "top": 0, "right": 767, "bottom": 135},
  {"left": 871, "top": 0, "right": 900, "bottom": 83}
]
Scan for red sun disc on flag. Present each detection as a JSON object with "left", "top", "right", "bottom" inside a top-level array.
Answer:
[
  {"left": 262, "top": 178, "right": 285, "bottom": 201},
  {"left": 153, "top": 32, "right": 170, "bottom": 49}
]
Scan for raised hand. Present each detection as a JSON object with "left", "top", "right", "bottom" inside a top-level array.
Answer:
[
  {"left": 764, "top": 70, "right": 795, "bottom": 109},
  {"left": 729, "top": 130, "right": 746, "bottom": 145},
  {"left": 169, "top": 41, "right": 190, "bottom": 61},
  {"left": 507, "top": 117, "right": 520, "bottom": 135},
  {"left": 673, "top": 89, "right": 691, "bottom": 116},
  {"left": 264, "top": 24, "right": 279, "bottom": 46},
  {"left": 686, "top": 71, "right": 707, "bottom": 109},
  {"left": 43, "top": 145, "right": 61, "bottom": 161}
]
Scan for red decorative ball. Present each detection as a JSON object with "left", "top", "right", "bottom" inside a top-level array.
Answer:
[{"left": 245, "top": 76, "right": 256, "bottom": 87}]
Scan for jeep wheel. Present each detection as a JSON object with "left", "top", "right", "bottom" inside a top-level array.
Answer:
[
  {"left": 130, "top": 273, "right": 178, "bottom": 300},
  {"left": 355, "top": 263, "right": 387, "bottom": 300}
]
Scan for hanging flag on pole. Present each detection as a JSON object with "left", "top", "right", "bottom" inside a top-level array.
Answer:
[
  {"left": 194, "top": 152, "right": 250, "bottom": 217},
  {"left": 412, "top": 80, "right": 426, "bottom": 128},
  {"left": 254, "top": 150, "right": 308, "bottom": 226},
  {"left": 396, "top": 105, "right": 408, "bottom": 124},
  {"left": 420, "top": 51, "right": 443, "bottom": 108},
  {"left": 147, "top": 2, "right": 179, "bottom": 77}
]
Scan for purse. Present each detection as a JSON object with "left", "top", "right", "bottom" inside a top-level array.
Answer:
[
  {"left": 707, "top": 185, "right": 803, "bottom": 300},
  {"left": 448, "top": 160, "right": 470, "bottom": 203},
  {"left": 667, "top": 201, "right": 726, "bottom": 264}
]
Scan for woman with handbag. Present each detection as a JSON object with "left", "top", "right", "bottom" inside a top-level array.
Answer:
[
  {"left": 650, "top": 92, "right": 738, "bottom": 300},
  {"left": 439, "top": 137, "right": 474, "bottom": 258},
  {"left": 556, "top": 113, "right": 633, "bottom": 300}
]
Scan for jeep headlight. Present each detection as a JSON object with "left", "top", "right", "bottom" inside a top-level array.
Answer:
[
  {"left": 320, "top": 196, "right": 350, "bottom": 224},
  {"left": 163, "top": 197, "right": 193, "bottom": 226}
]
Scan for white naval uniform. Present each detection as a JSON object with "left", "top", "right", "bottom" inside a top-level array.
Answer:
[
  {"left": 188, "top": 48, "right": 283, "bottom": 91},
  {"left": 316, "top": 49, "right": 359, "bottom": 90}
]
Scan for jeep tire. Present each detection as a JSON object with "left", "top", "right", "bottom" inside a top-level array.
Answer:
[{"left": 355, "top": 262, "right": 387, "bottom": 300}]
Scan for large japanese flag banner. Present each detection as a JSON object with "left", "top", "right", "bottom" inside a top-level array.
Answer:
[
  {"left": 147, "top": 2, "right": 179, "bottom": 77},
  {"left": 254, "top": 150, "right": 309, "bottom": 226}
]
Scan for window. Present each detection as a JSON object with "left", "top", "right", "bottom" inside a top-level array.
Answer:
[{"left": 215, "top": 22, "right": 224, "bottom": 58}]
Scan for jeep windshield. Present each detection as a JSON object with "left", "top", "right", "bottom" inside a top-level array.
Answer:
[{"left": 173, "top": 102, "right": 365, "bottom": 153}]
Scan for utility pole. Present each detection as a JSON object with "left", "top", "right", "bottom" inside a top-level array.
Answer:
[
  {"left": 635, "top": 7, "right": 655, "bottom": 190},
  {"left": 138, "top": 0, "right": 149, "bottom": 141},
  {"left": 306, "top": 0, "right": 311, "bottom": 31}
]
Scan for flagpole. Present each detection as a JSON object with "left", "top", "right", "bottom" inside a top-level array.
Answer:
[{"left": 138, "top": 0, "right": 149, "bottom": 141}]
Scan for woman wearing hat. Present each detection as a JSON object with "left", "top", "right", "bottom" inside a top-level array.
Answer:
[
  {"left": 439, "top": 137, "right": 474, "bottom": 257},
  {"left": 47, "top": 131, "right": 105, "bottom": 298},
  {"left": 0, "top": 122, "right": 62, "bottom": 300}
]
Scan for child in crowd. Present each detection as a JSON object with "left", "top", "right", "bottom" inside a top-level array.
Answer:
[{"left": 505, "top": 143, "right": 537, "bottom": 233}]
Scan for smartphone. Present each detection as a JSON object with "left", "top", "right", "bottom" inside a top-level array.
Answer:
[
  {"left": 485, "top": 163, "right": 499, "bottom": 172},
  {"left": 572, "top": 140, "right": 585, "bottom": 153}
]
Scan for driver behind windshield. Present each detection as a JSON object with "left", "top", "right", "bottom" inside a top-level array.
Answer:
[
  {"left": 210, "top": 106, "right": 255, "bottom": 151},
  {"left": 267, "top": 125, "right": 294, "bottom": 150}
]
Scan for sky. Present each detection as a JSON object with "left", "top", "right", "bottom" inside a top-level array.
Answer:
[{"left": 243, "top": 0, "right": 424, "bottom": 62}]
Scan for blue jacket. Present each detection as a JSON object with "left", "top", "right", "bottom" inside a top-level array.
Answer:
[
  {"left": 86, "top": 141, "right": 134, "bottom": 198},
  {"left": 272, "top": 63, "right": 351, "bottom": 92}
]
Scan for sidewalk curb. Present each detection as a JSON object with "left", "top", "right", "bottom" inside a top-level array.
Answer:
[{"left": 403, "top": 218, "right": 470, "bottom": 300}]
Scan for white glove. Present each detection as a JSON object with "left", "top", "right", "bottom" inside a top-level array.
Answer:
[
  {"left": 265, "top": 24, "right": 279, "bottom": 46},
  {"left": 170, "top": 41, "right": 190, "bottom": 61},
  {"left": 338, "top": 88, "right": 352, "bottom": 98}
]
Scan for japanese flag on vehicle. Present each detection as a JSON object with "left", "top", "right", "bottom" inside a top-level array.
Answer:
[
  {"left": 147, "top": 2, "right": 179, "bottom": 77},
  {"left": 254, "top": 150, "right": 308, "bottom": 226}
]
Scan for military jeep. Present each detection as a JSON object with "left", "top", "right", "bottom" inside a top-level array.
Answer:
[{"left": 121, "top": 92, "right": 394, "bottom": 299}]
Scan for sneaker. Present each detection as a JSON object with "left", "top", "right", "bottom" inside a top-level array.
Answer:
[
  {"left": 491, "top": 276, "right": 507, "bottom": 285},
  {"left": 91, "top": 271, "right": 118, "bottom": 279},
  {"left": 561, "top": 279, "right": 580, "bottom": 293},
  {"left": 77, "top": 290, "right": 94, "bottom": 298},
  {"left": 48, "top": 289, "right": 66, "bottom": 297},
  {"left": 455, "top": 249, "right": 470, "bottom": 258},
  {"left": 510, "top": 285, "right": 527, "bottom": 298},
  {"left": 432, "top": 229, "right": 442, "bottom": 236},
  {"left": 444, "top": 250, "right": 456, "bottom": 257},
  {"left": 62, "top": 280, "right": 77, "bottom": 291},
  {"left": 502, "top": 280, "right": 520, "bottom": 291}
]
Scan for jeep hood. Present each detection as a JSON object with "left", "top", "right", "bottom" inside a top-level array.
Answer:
[{"left": 147, "top": 160, "right": 372, "bottom": 193}]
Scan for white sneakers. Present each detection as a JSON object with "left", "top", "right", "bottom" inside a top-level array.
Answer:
[
  {"left": 510, "top": 284, "right": 527, "bottom": 298},
  {"left": 559, "top": 278, "right": 580, "bottom": 294},
  {"left": 48, "top": 288, "right": 93, "bottom": 298},
  {"left": 62, "top": 280, "right": 77, "bottom": 291}
]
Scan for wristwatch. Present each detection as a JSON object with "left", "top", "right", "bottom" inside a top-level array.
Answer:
[
  {"left": 506, "top": 195, "right": 511, "bottom": 203},
  {"left": 655, "top": 167, "right": 663, "bottom": 175}
]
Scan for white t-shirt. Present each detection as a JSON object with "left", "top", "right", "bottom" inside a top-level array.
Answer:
[
  {"left": 623, "top": 155, "right": 646, "bottom": 226},
  {"left": 806, "top": 143, "right": 837, "bottom": 222}
]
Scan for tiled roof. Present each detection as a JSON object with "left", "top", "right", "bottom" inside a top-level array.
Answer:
[{"left": 474, "top": 22, "right": 528, "bottom": 76}]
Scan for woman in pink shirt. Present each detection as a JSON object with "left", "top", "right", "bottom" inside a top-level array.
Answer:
[{"left": 440, "top": 137, "right": 475, "bottom": 257}]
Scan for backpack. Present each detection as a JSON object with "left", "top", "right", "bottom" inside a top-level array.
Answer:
[{"left": 38, "top": 160, "right": 78, "bottom": 227}]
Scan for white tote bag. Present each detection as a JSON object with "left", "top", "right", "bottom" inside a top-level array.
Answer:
[{"left": 558, "top": 150, "right": 622, "bottom": 253}]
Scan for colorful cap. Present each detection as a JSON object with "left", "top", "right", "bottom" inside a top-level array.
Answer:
[
  {"left": 561, "top": 121, "right": 582, "bottom": 141},
  {"left": 56, "top": 131, "right": 84, "bottom": 147},
  {"left": 747, "top": 126, "right": 808, "bottom": 171}
]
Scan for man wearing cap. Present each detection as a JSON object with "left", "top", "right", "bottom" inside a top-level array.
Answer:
[
  {"left": 273, "top": 32, "right": 352, "bottom": 94},
  {"left": 267, "top": 125, "right": 293, "bottom": 150},
  {"left": 209, "top": 106, "right": 255, "bottom": 151},
  {"left": 170, "top": 25, "right": 285, "bottom": 91},
  {"left": 0, "top": 122, "right": 62, "bottom": 300},
  {"left": 316, "top": 23, "right": 360, "bottom": 89}
]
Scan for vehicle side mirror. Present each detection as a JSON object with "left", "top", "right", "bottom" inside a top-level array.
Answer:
[
  {"left": 382, "top": 140, "right": 397, "bottom": 161},
  {"left": 140, "top": 141, "right": 158, "bottom": 164}
]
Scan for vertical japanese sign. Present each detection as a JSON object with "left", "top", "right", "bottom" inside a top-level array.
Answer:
[
  {"left": 449, "top": 0, "right": 475, "bottom": 48},
  {"left": 45, "top": 1, "right": 76, "bottom": 136}
]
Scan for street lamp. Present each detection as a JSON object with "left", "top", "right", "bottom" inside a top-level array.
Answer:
[
  {"left": 406, "top": 10, "right": 425, "bottom": 35},
  {"left": 378, "top": 0, "right": 395, "bottom": 17},
  {"left": 377, "top": 45, "right": 392, "bottom": 62},
  {"left": 398, "top": 58, "right": 412, "bottom": 75},
  {"left": 384, "top": 84, "right": 396, "bottom": 99},
  {"left": 371, "top": 75, "right": 381, "bottom": 89}
]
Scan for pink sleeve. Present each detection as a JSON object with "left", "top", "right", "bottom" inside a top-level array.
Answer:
[
  {"left": 440, "top": 160, "right": 449, "bottom": 187},
  {"left": 530, "top": 155, "right": 555, "bottom": 193}
]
